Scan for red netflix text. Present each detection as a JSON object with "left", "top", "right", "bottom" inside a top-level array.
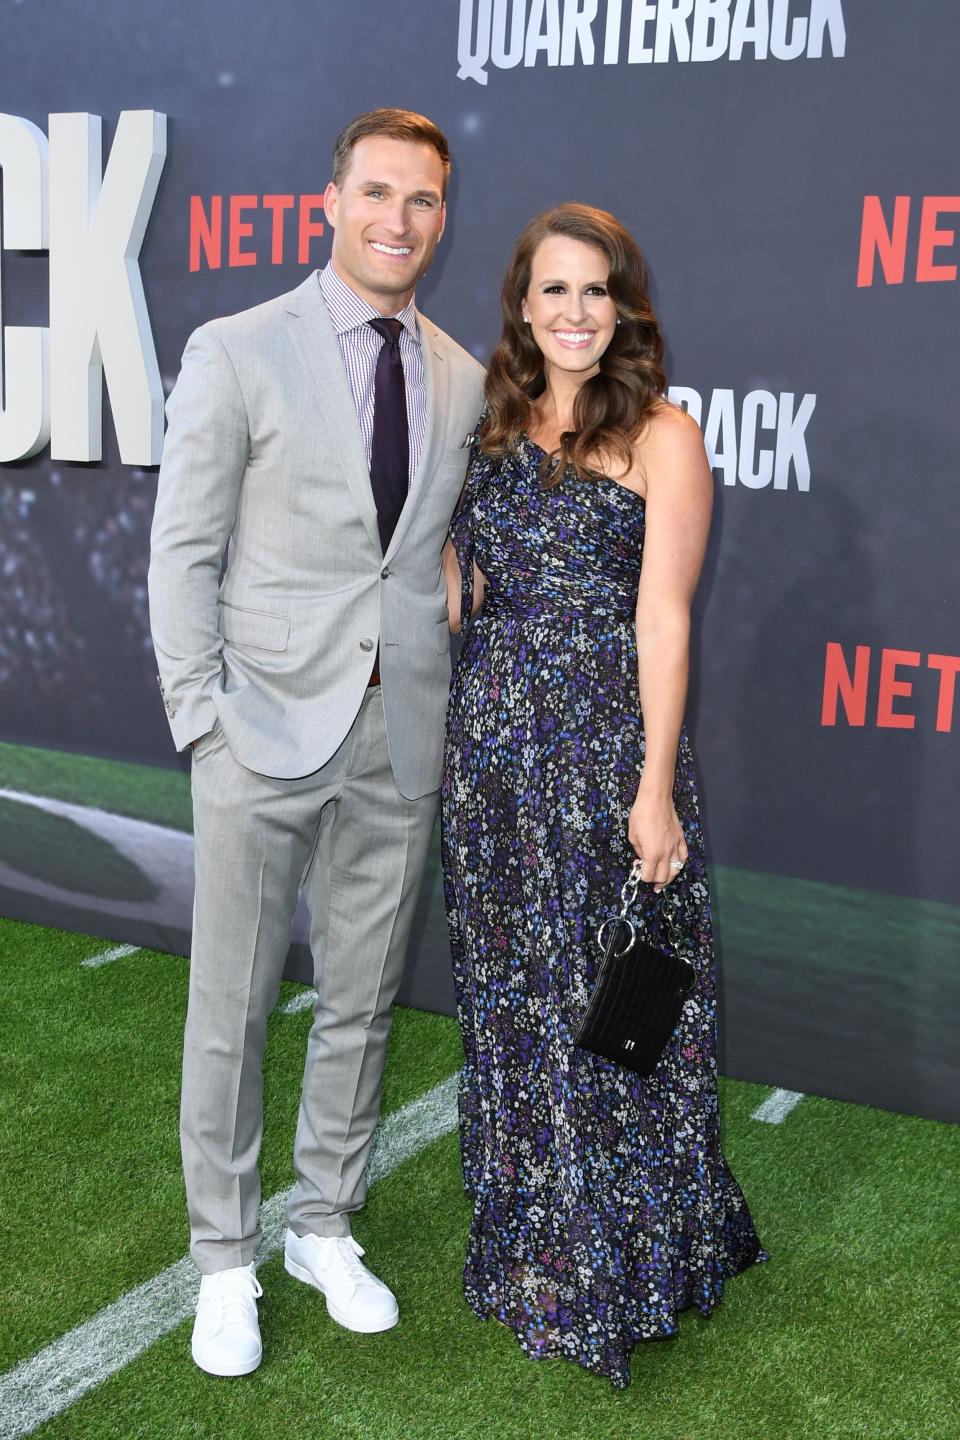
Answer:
[
  {"left": 857, "top": 195, "right": 960, "bottom": 288},
  {"left": 189, "top": 194, "right": 325, "bottom": 271},
  {"left": 821, "top": 643, "right": 960, "bottom": 733}
]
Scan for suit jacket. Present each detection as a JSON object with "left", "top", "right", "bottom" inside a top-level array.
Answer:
[{"left": 148, "top": 270, "right": 485, "bottom": 799}]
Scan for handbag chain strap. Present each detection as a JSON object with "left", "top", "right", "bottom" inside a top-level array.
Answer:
[{"left": 620, "top": 857, "right": 683, "bottom": 952}]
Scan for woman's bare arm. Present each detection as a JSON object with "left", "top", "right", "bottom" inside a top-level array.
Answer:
[{"left": 628, "top": 405, "right": 713, "bottom": 888}]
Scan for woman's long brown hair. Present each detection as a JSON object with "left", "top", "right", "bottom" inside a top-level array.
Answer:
[{"left": 481, "top": 203, "right": 667, "bottom": 486}]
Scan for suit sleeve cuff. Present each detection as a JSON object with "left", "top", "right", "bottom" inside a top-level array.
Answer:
[{"left": 168, "top": 693, "right": 219, "bottom": 753}]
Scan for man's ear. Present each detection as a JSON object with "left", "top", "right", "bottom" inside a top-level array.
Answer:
[
  {"left": 437, "top": 199, "right": 447, "bottom": 243},
  {"left": 323, "top": 181, "right": 339, "bottom": 229}
]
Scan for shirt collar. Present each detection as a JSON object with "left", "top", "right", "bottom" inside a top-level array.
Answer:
[{"left": 320, "top": 262, "right": 419, "bottom": 342}]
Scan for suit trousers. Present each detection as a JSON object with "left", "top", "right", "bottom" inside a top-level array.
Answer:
[{"left": 182, "top": 686, "right": 438, "bottom": 1273}]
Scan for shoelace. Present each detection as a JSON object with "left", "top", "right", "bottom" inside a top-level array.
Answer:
[
  {"left": 324, "top": 1237, "right": 371, "bottom": 1288},
  {"left": 209, "top": 1270, "right": 263, "bottom": 1327}
]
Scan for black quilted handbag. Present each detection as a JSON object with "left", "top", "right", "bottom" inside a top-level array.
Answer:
[{"left": 575, "top": 858, "right": 697, "bottom": 1076}]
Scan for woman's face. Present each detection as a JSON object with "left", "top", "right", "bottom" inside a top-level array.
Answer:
[{"left": 521, "top": 234, "right": 619, "bottom": 378}]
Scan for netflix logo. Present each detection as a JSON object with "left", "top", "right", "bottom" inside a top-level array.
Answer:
[
  {"left": 821, "top": 643, "right": 960, "bottom": 733},
  {"left": 857, "top": 195, "right": 960, "bottom": 288},
  {"left": 189, "top": 194, "right": 326, "bottom": 271}
]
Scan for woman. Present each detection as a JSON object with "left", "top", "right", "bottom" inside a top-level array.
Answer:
[{"left": 441, "top": 204, "right": 764, "bottom": 1389}]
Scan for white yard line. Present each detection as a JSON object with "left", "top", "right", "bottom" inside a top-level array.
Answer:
[
  {"left": 279, "top": 988, "right": 317, "bottom": 1015},
  {"left": 81, "top": 944, "right": 142, "bottom": 969},
  {"left": 752, "top": 1087, "right": 805, "bottom": 1124},
  {"left": 0, "top": 1072, "right": 460, "bottom": 1440}
]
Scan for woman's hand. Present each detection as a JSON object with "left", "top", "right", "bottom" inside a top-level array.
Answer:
[
  {"left": 442, "top": 541, "right": 487, "bottom": 634},
  {"left": 627, "top": 787, "right": 688, "bottom": 893}
]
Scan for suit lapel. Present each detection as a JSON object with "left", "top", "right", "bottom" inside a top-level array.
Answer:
[
  {"left": 384, "top": 315, "right": 449, "bottom": 564},
  {"left": 284, "top": 273, "right": 382, "bottom": 555}
]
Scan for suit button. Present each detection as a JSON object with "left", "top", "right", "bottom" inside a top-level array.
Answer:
[
  {"left": 359, "top": 637, "right": 374, "bottom": 652},
  {"left": 380, "top": 567, "right": 390, "bottom": 580}
]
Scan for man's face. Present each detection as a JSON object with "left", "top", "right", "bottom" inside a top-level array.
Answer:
[{"left": 324, "top": 135, "right": 446, "bottom": 313}]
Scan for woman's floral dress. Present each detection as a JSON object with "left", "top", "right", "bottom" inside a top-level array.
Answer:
[{"left": 441, "top": 433, "right": 765, "bottom": 1388}]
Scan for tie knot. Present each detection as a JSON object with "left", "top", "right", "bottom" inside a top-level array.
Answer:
[{"left": 368, "top": 317, "right": 403, "bottom": 348}]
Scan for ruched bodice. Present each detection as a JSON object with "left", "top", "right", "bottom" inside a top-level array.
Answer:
[{"left": 468, "top": 434, "right": 645, "bottom": 625}]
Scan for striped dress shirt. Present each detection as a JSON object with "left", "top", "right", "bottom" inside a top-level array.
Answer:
[{"left": 318, "top": 261, "right": 427, "bottom": 487}]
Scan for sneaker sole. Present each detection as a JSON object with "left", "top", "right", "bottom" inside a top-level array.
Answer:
[
  {"left": 191, "top": 1341, "right": 262, "bottom": 1377},
  {"left": 283, "top": 1254, "right": 399, "bottom": 1333}
]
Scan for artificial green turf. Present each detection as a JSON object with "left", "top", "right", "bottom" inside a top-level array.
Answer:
[
  {"left": 0, "top": 916, "right": 460, "bottom": 1370},
  {"left": 3, "top": 914, "right": 959, "bottom": 1439}
]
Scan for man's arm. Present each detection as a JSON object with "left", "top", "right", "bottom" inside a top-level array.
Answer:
[{"left": 148, "top": 324, "right": 250, "bottom": 752}]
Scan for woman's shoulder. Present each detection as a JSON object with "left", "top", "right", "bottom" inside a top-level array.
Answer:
[
  {"left": 630, "top": 398, "right": 712, "bottom": 500},
  {"left": 639, "top": 397, "right": 704, "bottom": 451},
  {"left": 629, "top": 398, "right": 706, "bottom": 470}
]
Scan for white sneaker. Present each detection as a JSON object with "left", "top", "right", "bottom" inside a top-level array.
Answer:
[
  {"left": 191, "top": 1263, "right": 263, "bottom": 1376},
  {"left": 284, "top": 1229, "right": 399, "bottom": 1333}
]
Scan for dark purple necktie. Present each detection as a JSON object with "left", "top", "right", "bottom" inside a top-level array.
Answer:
[{"left": 367, "top": 317, "right": 409, "bottom": 553}]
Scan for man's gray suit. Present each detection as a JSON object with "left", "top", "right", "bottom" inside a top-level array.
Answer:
[{"left": 149, "top": 270, "right": 483, "bottom": 1272}]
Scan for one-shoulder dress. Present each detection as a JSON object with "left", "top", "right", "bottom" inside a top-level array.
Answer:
[{"left": 440, "top": 433, "right": 765, "bottom": 1389}]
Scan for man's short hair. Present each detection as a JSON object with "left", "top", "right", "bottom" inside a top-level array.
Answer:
[{"left": 332, "top": 109, "right": 451, "bottom": 198}]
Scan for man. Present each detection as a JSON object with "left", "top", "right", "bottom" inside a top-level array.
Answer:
[{"left": 148, "top": 109, "right": 484, "bottom": 1376}]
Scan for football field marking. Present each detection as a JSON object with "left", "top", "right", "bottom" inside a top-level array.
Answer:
[
  {"left": 81, "top": 944, "right": 142, "bottom": 968},
  {"left": 279, "top": 987, "right": 317, "bottom": 1015},
  {"left": 0, "top": 1072, "right": 460, "bottom": 1440},
  {"left": 752, "top": 1088, "right": 805, "bottom": 1124}
]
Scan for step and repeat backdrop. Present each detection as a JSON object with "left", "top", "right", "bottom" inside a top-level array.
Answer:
[{"left": 1, "top": 1, "right": 957, "bottom": 1121}]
